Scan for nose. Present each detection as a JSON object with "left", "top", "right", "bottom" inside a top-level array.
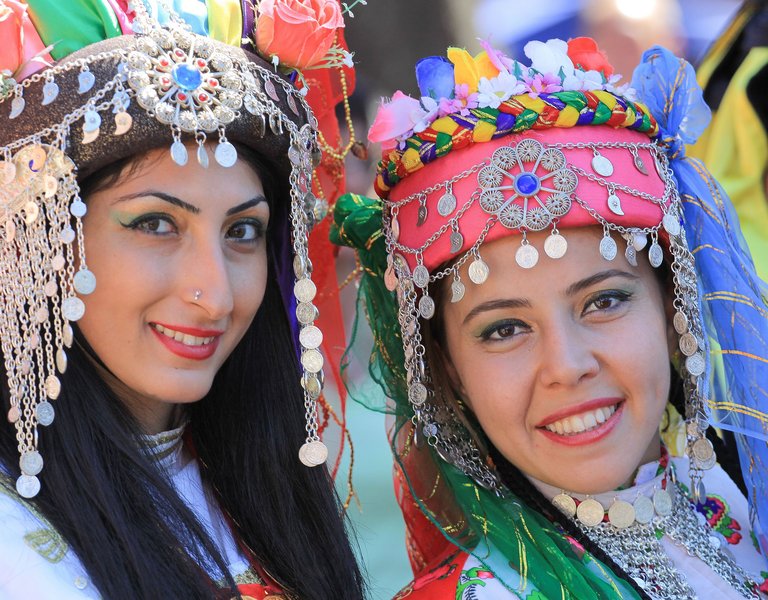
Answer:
[
  {"left": 536, "top": 317, "right": 599, "bottom": 388},
  {"left": 183, "top": 238, "right": 234, "bottom": 320}
]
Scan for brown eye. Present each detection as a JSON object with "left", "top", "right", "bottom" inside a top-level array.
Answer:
[{"left": 226, "top": 219, "right": 263, "bottom": 242}]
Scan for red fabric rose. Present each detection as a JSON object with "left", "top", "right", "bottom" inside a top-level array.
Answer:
[
  {"left": 567, "top": 37, "right": 614, "bottom": 77},
  {"left": 256, "top": 0, "right": 344, "bottom": 70}
]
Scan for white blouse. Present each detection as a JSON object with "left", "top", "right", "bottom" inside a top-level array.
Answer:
[{"left": 0, "top": 433, "right": 250, "bottom": 599}]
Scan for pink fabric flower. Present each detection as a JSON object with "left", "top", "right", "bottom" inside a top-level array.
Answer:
[
  {"left": 256, "top": 0, "right": 344, "bottom": 70},
  {"left": 368, "top": 91, "right": 422, "bottom": 149},
  {"left": 524, "top": 72, "right": 563, "bottom": 98},
  {"left": 0, "top": 0, "right": 53, "bottom": 80}
]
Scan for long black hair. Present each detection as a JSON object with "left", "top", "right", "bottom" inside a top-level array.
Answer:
[{"left": 0, "top": 149, "right": 365, "bottom": 599}]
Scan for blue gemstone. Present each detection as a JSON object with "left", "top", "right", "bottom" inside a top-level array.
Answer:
[
  {"left": 515, "top": 173, "right": 540, "bottom": 196},
  {"left": 172, "top": 63, "right": 202, "bottom": 91}
]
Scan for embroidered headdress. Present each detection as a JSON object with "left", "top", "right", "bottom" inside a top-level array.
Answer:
[
  {"left": 0, "top": 0, "right": 356, "bottom": 499},
  {"left": 331, "top": 37, "right": 768, "bottom": 596}
]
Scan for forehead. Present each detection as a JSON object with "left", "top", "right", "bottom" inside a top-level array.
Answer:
[{"left": 449, "top": 226, "right": 659, "bottom": 305}]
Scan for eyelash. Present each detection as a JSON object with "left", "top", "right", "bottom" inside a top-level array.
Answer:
[
  {"left": 478, "top": 290, "right": 633, "bottom": 342},
  {"left": 121, "top": 214, "right": 266, "bottom": 243}
]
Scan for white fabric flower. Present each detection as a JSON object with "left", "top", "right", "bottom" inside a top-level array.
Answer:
[
  {"left": 412, "top": 96, "right": 439, "bottom": 133},
  {"left": 524, "top": 39, "right": 574, "bottom": 78},
  {"left": 476, "top": 72, "right": 526, "bottom": 109},
  {"left": 562, "top": 69, "right": 604, "bottom": 92}
]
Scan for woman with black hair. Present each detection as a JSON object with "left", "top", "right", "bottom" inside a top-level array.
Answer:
[
  {"left": 0, "top": 1, "right": 364, "bottom": 598},
  {"left": 332, "top": 36, "right": 768, "bottom": 599}
]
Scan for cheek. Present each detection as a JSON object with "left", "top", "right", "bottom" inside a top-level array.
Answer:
[{"left": 231, "top": 252, "right": 269, "bottom": 321}]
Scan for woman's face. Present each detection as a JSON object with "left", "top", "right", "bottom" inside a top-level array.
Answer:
[
  {"left": 78, "top": 145, "right": 270, "bottom": 432},
  {"left": 440, "top": 227, "right": 671, "bottom": 494}
]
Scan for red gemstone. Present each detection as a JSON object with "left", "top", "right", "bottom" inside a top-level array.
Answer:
[
  {"left": 174, "top": 49, "right": 184, "bottom": 58},
  {"left": 198, "top": 93, "right": 208, "bottom": 102},
  {"left": 160, "top": 58, "right": 170, "bottom": 67},
  {"left": 197, "top": 59, "right": 206, "bottom": 68},
  {"left": 177, "top": 92, "right": 187, "bottom": 101},
  {"left": 208, "top": 78, "right": 218, "bottom": 87}
]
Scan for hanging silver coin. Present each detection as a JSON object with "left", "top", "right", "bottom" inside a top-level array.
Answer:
[
  {"left": 42, "top": 81, "right": 60, "bottom": 105},
  {"left": 679, "top": 332, "right": 698, "bottom": 357},
  {"left": 599, "top": 235, "right": 617, "bottom": 261},
  {"left": 607, "top": 193, "right": 624, "bottom": 216},
  {"left": 35, "top": 307, "right": 49, "bottom": 324},
  {"left": 302, "top": 374, "right": 322, "bottom": 399},
  {"left": 693, "top": 479, "right": 707, "bottom": 504},
  {"left": 515, "top": 243, "right": 539, "bottom": 269},
  {"left": 294, "top": 278, "right": 317, "bottom": 302},
  {"left": 16, "top": 474, "right": 40, "bottom": 499},
  {"left": 23, "top": 201, "right": 39, "bottom": 225},
  {"left": 608, "top": 500, "right": 636, "bottom": 529},
  {"left": 215, "top": 142, "right": 238, "bottom": 167},
  {"left": 63, "top": 323, "right": 74, "bottom": 348},
  {"left": 78, "top": 70, "right": 96, "bottom": 93},
  {"left": 20, "top": 450, "right": 43, "bottom": 476},
  {"left": 74, "top": 269, "right": 97, "bottom": 295},
  {"left": 9, "top": 96, "right": 25, "bottom": 119},
  {"left": 412, "top": 265, "right": 430, "bottom": 289},
  {"left": 288, "top": 145, "right": 302, "bottom": 166},
  {"left": 408, "top": 382, "right": 428, "bottom": 406},
  {"left": 648, "top": 242, "right": 664, "bottom": 268},
  {"left": 45, "top": 374, "right": 61, "bottom": 400},
  {"left": 391, "top": 214, "right": 400, "bottom": 241},
  {"left": 114, "top": 112, "right": 133, "bottom": 135},
  {"left": 625, "top": 244, "right": 638, "bottom": 267},
  {"left": 552, "top": 493, "right": 577, "bottom": 518},
  {"left": 7, "top": 405, "right": 20, "bottom": 423},
  {"left": 673, "top": 311, "right": 688, "bottom": 334},
  {"left": 652, "top": 489, "right": 673, "bottom": 516},
  {"left": 300, "top": 348, "right": 324, "bottom": 373},
  {"left": 591, "top": 151, "right": 614, "bottom": 177},
  {"left": 576, "top": 498, "right": 605, "bottom": 527},
  {"left": 44, "top": 175, "right": 58, "bottom": 198},
  {"left": 171, "top": 141, "right": 188, "bottom": 166},
  {"left": 692, "top": 438, "right": 715, "bottom": 463},
  {"left": 686, "top": 352, "right": 706, "bottom": 376},
  {"left": 437, "top": 190, "right": 457, "bottom": 216},
  {"left": 299, "top": 440, "right": 328, "bottom": 467},
  {"left": 417, "top": 204, "right": 428, "bottom": 227},
  {"left": 296, "top": 302, "right": 316, "bottom": 325},
  {"left": 384, "top": 264, "right": 398, "bottom": 291},
  {"left": 299, "top": 325, "right": 323, "bottom": 350},
  {"left": 196, "top": 144, "right": 209, "bottom": 168},
  {"left": 697, "top": 452, "right": 717, "bottom": 471},
  {"left": 0, "top": 160, "right": 16, "bottom": 184},
  {"left": 450, "top": 231, "right": 464, "bottom": 254},
  {"left": 633, "top": 495, "right": 655, "bottom": 524},
  {"left": 544, "top": 233, "right": 567, "bottom": 259},
  {"left": 468, "top": 258, "right": 489, "bottom": 284},
  {"left": 56, "top": 348, "right": 67, "bottom": 373},
  {"left": 419, "top": 295, "right": 435, "bottom": 319},
  {"left": 450, "top": 279, "right": 465, "bottom": 303},
  {"left": 662, "top": 213, "right": 681, "bottom": 237},
  {"left": 51, "top": 254, "right": 66, "bottom": 271},
  {"left": 62, "top": 297, "right": 85, "bottom": 322}
]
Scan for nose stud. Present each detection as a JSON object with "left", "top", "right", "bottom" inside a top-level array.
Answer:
[{"left": 193, "top": 289, "right": 202, "bottom": 301}]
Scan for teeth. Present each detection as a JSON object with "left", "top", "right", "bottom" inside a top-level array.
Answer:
[
  {"left": 544, "top": 404, "right": 618, "bottom": 435},
  {"left": 152, "top": 324, "right": 215, "bottom": 347}
]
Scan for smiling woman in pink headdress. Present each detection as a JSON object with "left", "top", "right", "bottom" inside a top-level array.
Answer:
[{"left": 333, "top": 36, "right": 768, "bottom": 599}]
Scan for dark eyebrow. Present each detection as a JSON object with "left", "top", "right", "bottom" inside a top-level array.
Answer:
[
  {"left": 564, "top": 269, "right": 639, "bottom": 297},
  {"left": 117, "top": 191, "right": 199, "bottom": 214},
  {"left": 462, "top": 269, "right": 638, "bottom": 325},
  {"left": 463, "top": 297, "right": 532, "bottom": 325},
  {"left": 226, "top": 196, "right": 268, "bottom": 216}
]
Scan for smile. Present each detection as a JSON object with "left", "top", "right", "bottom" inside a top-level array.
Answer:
[
  {"left": 149, "top": 322, "right": 223, "bottom": 360},
  {"left": 543, "top": 404, "right": 618, "bottom": 435},
  {"left": 152, "top": 323, "right": 215, "bottom": 346}
]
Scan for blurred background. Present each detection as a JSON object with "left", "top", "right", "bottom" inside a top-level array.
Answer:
[{"left": 332, "top": 1, "right": 745, "bottom": 597}]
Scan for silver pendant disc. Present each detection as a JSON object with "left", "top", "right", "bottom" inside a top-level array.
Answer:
[
  {"left": 437, "top": 191, "right": 457, "bottom": 216},
  {"left": 599, "top": 235, "right": 617, "bottom": 261},
  {"left": 74, "top": 269, "right": 97, "bottom": 295},
  {"left": 692, "top": 438, "right": 715, "bottom": 462},
  {"left": 450, "top": 279, "right": 465, "bottom": 303},
  {"left": 384, "top": 264, "right": 398, "bottom": 291},
  {"left": 468, "top": 259, "right": 489, "bottom": 284},
  {"left": 419, "top": 295, "right": 435, "bottom": 319},
  {"left": 16, "top": 474, "right": 40, "bottom": 499},
  {"left": 56, "top": 348, "right": 67, "bottom": 373},
  {"left": 300, "top": 348, "right": 324, "bottom": 373},
  {"left": 417, "top": 205, "right": 428, "bottom": 227},
  {"left": 685, "top": 352, "right": 706, "bottom": 376},
  {"left": 412, "top": 265, "right": 430, "bottom": 289},
  {"left": 608, "top": 500, "right": 636, "bottom": 529},
  {"left": 299, "top": 440, "right": 328, "bottom": 467},
  {"left": 648, "top": 242, "right": 664, "bottom": 268},
  {"left": 576, "top": 498, "right": 605, "bottom": 527},
  {"left": 299, "top": 325, "right": 323, "bottom": 350},
  {"left": 9, "top": 96, "right": 26, "bottom": 119},
  {"left": 633, "top": 153, "right": 648, "bottom": 175},
  {"left": 652, "top": 489, "right": 673, "bottom": 516},
  {"left": 296, "top": 302, "right": 316, "bottom": 325},
  {"left": 591, "top": 153, "right": 614, "bottom": 177},
  {"left": 62, "top": 297, "right": 85, "bottom": 322},
  {"left": 633, "top": 495, "right": 655, "bottom": 524},
  {"left": 42, "top": 81, "right": 60, "bottom": 105},
  {"left": 552, "top": 493, "right": 577, "bottom": 518},
  {"left": 45, "top": 374, "right": 61, "bottom": 400},
  {"left": 171, "top": 141, "right": 188, "bottom": 166},
  {"left": 20, "top": 450, "right": 43, "bottom": 476},
  {"left": 515, "top": 243, "right": 539, "bottom": 269},
  {"left": 544, "top": 233, "right": 567, "bottom": 259},
  {"left": 679, "top": 332, "right": 698, "bottom": 357},
  {"left": 294, "top": 278, "right": 317, "bottom": 302},
  {"left": 450, "top": 231, "right": 464, "bottom": 254},
  {"left": 673, "top": 311, "right": 689, "bottom": 334},
  {"left": 215, "top": 142, "right": 238, "bottom": 167},
  {"left": 663, "top": 213, "right": 681, "bottom": 236},
  {"left": 408, "top": 382, "right": 428, "bottom": 406},
  {"left": 78, "top": 70, "right": 96, "bottom": 94}
]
